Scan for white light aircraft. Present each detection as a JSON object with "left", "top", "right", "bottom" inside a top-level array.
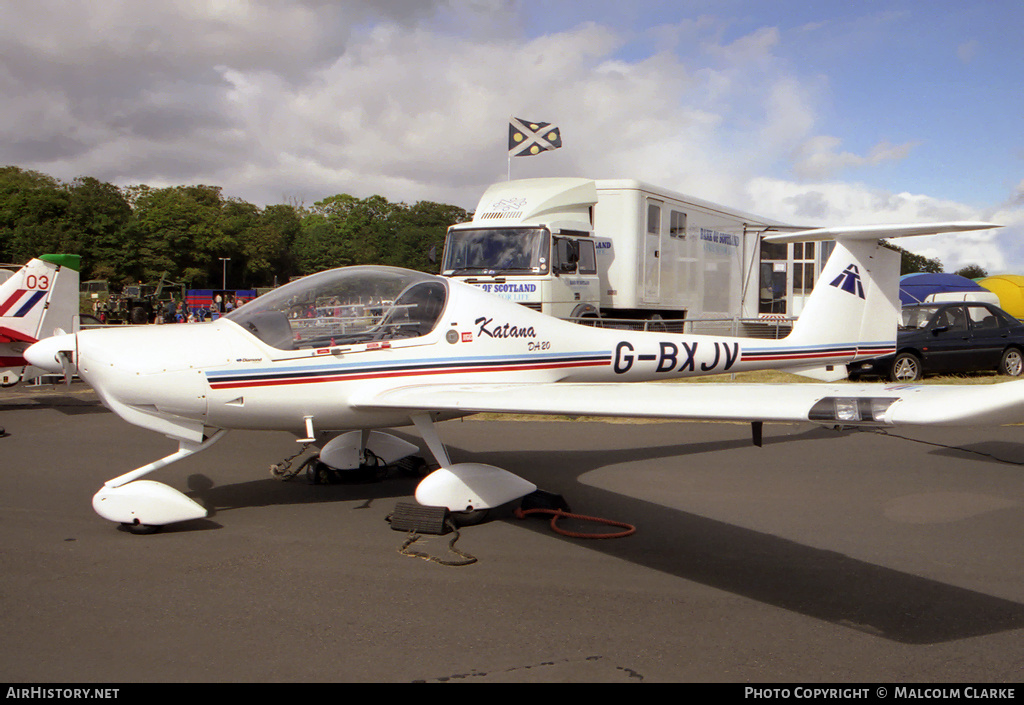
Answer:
[
  {"left": 25, "top": 224, "right": 1018, "bottom": 533},
  {"left": 1, "top": 254, "right": 81, "bottom": 387}
]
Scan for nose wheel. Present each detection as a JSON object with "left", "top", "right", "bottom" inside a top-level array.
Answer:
[
  {"left": 121, "top": 520, "right": 161, "bottom": 535},
  {"left": 92, "top": 431, "right": 229, "bottom": 533}
]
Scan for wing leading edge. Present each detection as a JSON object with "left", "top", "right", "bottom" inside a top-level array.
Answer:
[{"left": 354, "top": 379, "right": 1024, "bottom": 428}]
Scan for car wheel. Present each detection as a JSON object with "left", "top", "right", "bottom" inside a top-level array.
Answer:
[
  {"left": 999, "top": 348, "right": 1023, "bottom": 377},
  {"left": 889, "top": 352, "right": 922, "bottom": 382}
]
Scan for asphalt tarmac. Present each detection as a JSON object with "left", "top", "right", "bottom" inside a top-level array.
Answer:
[{"left": 1, "top": 384, "right": 1022, "bottom": 683}]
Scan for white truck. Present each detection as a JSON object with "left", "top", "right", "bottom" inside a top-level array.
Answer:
[{"left": 441, "top": 177, "right": 819, "bottom": 326}]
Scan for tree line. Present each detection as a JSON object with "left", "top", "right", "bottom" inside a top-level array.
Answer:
[
  {"left": 0, "top": 166, "right": 470, "bottom": 289},
  {"left": 3, "top": 164, "right": 989, "bottom": 291},
  {"left": 886, "top": 242, "right": 987, "bottom": 280}
]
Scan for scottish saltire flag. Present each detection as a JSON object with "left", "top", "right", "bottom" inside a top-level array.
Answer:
[{"left": 508, "top": 117, "right": 562, "bottom": 157}]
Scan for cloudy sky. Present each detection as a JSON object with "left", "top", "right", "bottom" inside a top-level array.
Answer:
[{"left": 2, "top": 0, "right": 1022, "bottom": 272}]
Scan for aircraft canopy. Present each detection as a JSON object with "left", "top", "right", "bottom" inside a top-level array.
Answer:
[{"left": 226, "top": 266, "right": 448, "bottom": 350}]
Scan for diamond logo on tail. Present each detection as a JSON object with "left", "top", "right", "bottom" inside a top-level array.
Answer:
[{"left": 830, "top": 264, "right": 865, "bottom": 298}]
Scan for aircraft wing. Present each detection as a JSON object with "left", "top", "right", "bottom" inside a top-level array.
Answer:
[{"left": 354, "top": 379, "right": 1024, "bottom": 428}]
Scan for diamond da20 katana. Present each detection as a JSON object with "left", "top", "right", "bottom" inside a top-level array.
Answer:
[{"left": 27, "top": 223, "right": 1020, "bottom": 533}]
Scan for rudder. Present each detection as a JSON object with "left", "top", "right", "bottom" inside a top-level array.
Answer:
[{"left": 783, "top": 239, "right": 900, "bottom": 380}]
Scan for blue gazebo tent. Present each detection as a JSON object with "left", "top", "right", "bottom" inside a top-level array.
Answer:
[{"left": 899, "top": 273, "right": 1000, "bottom": 306}]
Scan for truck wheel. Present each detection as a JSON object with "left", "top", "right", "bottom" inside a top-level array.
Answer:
[
  {"left": 130, "top": 306, "right": 149, "bottom": 325},
  {"left": 889, "top": 352, "right": 922, "bottom": 382},
  {"left": 999, "top": 348, "right": 1023, "bottom": 377}
]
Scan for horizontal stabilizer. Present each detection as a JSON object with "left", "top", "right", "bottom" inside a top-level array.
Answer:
[
  {"left": 764, "top": 222, "right": 1001, "bottom": 243},
  {"left": 0, "top": 325, "right": 37, "bottom": 345}
]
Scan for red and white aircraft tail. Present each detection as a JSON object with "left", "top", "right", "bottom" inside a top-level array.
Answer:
[{"left": 1, "top": 254, "right": 81, "bottom": 386}]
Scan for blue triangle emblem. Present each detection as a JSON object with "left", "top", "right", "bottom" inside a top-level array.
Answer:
[{"left": 830, "top": 264, "right": 865, "bottom": 299}]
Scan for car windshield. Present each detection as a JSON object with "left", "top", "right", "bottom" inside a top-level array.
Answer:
[
  {"left": 900, "top": 305, "right": 943, "bottom": 329},
  {"left": 225, "top": 266, "right": 448, "bottom": 350},
  {"left": 442, "top": 227, "right": 550, "bottom": 275}
]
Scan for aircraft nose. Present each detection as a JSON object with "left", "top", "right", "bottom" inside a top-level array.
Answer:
[
  {"left": 66, "top": 324, "right": 234, "bottom": 427},
  {"left": 24, "top": 333, "right": 76, "bottom": 374}
]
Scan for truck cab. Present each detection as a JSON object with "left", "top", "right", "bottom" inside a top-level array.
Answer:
[{"left": 441, "top": 178, "right": 604, "bottom": 319}]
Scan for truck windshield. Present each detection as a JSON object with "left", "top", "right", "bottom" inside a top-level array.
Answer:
[{"left": 442, "top": 227, "right": 550, "bottom": 275}]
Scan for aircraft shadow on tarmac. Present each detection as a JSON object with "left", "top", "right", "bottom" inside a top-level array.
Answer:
[
  {"left": 176, "top": 423, "right": 1024, "bottom": 647},
  {"left": 451, "top": 431, "right": 1024, "bottom": 647},
  {"left": 182, "top": 467, "right": 423, "bottom": 517}
]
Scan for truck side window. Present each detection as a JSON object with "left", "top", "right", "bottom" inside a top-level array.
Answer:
[
  {"left": 553, "top": 237, "right": 579, "bottom": 274},
  {"left": 670, "top": 211, "right": 687, "bottom": 238},
  {"left": 647, "top": 204, "right": 661, "bottom": 235},
  {"left": 578, "top": 240, "right": 597, "bottom": 275}
]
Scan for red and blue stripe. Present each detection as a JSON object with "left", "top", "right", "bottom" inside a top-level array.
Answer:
[
  {"left": 206, "top": 351, "right": 613, "bottom": 390},
  {"left": 741, "top": 342, "right": 896, "bottom": 363},
  {"left": 0, "top": 290, "right": 46, "bottom": 318}
]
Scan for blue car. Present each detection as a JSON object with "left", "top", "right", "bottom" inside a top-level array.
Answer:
[{"left": 848, "top": 302, "right": 1024, "bottom": 381}]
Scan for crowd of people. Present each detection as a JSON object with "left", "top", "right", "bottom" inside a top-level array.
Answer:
[{"left": 89, "top": 293, "right": 250, "bottom": 324}]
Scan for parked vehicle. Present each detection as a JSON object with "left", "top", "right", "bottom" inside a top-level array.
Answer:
[
  {"left": 440, "top": 178, "right": 821, "bottom": 325},
  {"left": 848, "top": 302, "right": 1024, "bottom": 381}
]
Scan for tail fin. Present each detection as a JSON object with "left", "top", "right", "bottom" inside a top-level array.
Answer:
[
  {"left": 775, "top": 222, "right": 1000, "bottom": 381},
  {"left": 785, "top": 238, "right": 901, "bottom": 368},
  {"left": 0, "top": 254, "right": 81, "bottom": 382}
]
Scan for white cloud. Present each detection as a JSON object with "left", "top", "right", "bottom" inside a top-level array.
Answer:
[
  {"left": 760, "top": 77, "right": 817, "bottom": 154},
  {"left": 219, "top": 16, "right": 828, "bottom": 209},
  {"left": 4, "top": 3, "right": 1018, "bottom": 273},
  {"left": 792, "top": 136, "right": 918, "bottom": 180},
  {"left": 0, "top": 7, "right": 846, "bottom": 208},
  {"left": 706, "top": 26, "right": 781, "bottom": 66},
  {"left": 746, "top": 176, "right": 1021, "bottom": 273}
]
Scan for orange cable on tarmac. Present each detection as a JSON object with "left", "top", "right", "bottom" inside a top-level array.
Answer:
[{"left": 514, "top": 507, "right": 636, "bottom": 539}]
